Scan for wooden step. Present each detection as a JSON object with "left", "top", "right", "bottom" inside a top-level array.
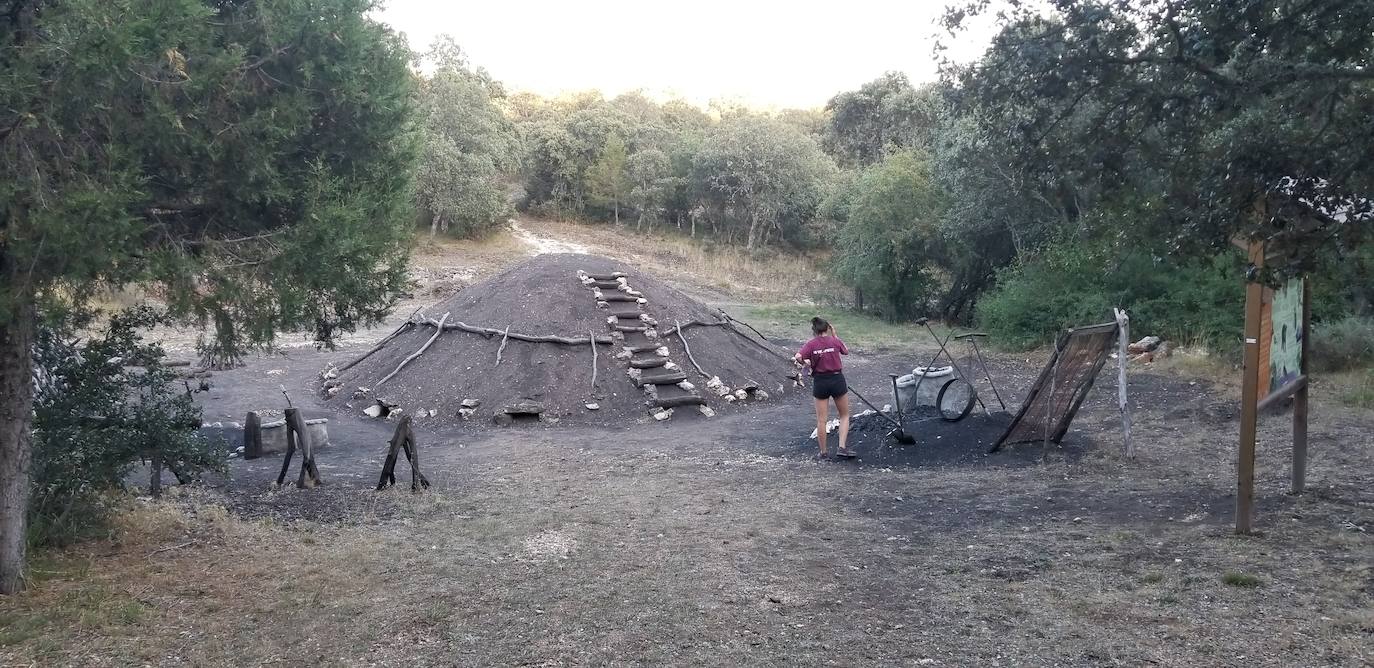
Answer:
[
  {"left": 586, "top": 272, "right": 626, "bottom": 281},
  {"left": 612, "top": 323, "right": 649, "bottom": 333},
  {"left": 600, "top": 293, "right": 639, "bottom": 302},
  {"left": 608, "top": 308, "right": 643, "bottom": 319},
  {"left": 639, "top": 370, "right": 688, "bottom": 386},
  {"left": 654, "top": 394, "right": 706, "bottom": 408},
  {"left": 623, "top": 342, "right": 663, "bottom": 354},
  {"left": 629, "top": 357, "right": 667, "bottom": 369},
  {"left": 590, "top": 280, "right": 621, "bottom": 290}
]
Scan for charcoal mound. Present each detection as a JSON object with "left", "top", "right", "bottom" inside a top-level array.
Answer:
[{"left": 325, "top": 253, "right": 797, "bottom": 427}]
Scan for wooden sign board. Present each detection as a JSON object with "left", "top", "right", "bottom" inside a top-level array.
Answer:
[{"left": 1236, "top": 241, "right": 1311, "bottom": 534}]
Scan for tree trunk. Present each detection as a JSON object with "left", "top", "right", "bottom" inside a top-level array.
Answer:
[
  {"left": 0, "top": 305, "right": 36, "bottom": 594},
  {"left": 430, "top": 213, "right": 440, "bottom": 238},
  {"left": 746, "top": 211, "right": 761, "bottom": 250},
  {"left": 613, "top": 196, "right": 620, "bottom": 226}
]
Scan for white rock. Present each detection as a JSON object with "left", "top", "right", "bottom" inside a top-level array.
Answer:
[
  {"left": 655, "top": 346, "right": 670, "bottom": 357},
  {"left": 664, "top": 362, "right": 680, "bottom": 371},
  {"left": 698, "top": 406, "right": 716, "bottom": 417},
  {"left": 427, "top": 409, "right": 437, "bottom": 418},
  {"left": 592, "top": 289, "right": 604, "bottom": 299},
  {"left": 723, "top": 394, "right": 736, "bottom": 403},
  {"left": 677, "top": 381, "right": 695, "bottom": 391},
  {"left": 458, "top": 408, "right": 476, "bottom": 420},
  {"left": 705, "top": 376, "right": 724, "bottom": 389},
  {"left": 596, "top": 301, "right": 609, "bottom": 309},
  {"left": 636, "top": 298, "right": 647, "bottom": 304},
  {"left": 322, "top": 367, "right": 338, "bottom": 380},
  {"left": 584, "top": 403, "right": 599, "bottom": 410},
  {"left": 326, "top": 386, "right": 342, "bottom": 398},
  {"left": 653, "top": 409, "right": 673, "bottom": 421},
  {"left": 614, "top": 350, "right": 632, "bottom": 360},
  {"left": 753, "top": 390, "right": 769, "bottom": 401},
  {"left": 734, "top": 389, "right": 748, "bottom": 400},
  {"left": 363, "top": 405, "right": 383, "bottom": 418},
  {"left": 606, "top": 316, "right": 618, "bottom": 325},
  {"left": 266, "top": 369, "right": 284, "bottom": 376}
]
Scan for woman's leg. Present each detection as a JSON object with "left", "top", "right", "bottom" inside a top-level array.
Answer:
[
  {"left": 814, "top": 397, "right": 830, "bottom": 456},
  {"left": 834, "top": 393, "right": 851, "bottom": 453}
]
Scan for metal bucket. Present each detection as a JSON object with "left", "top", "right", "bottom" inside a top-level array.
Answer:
[{"left": 893, "top": 367, "right": 954, "bottom": 411}]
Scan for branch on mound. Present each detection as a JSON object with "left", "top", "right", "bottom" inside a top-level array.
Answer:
[
  {"left": 378, "top": 311, "right": 450, "bottom": 387},
  {"left": 411, "top": 317, "right": 616, "bottom": 345}
]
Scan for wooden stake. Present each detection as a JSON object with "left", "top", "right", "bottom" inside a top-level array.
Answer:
[
  {"left": 377, "top": 311, "right": 450, "bottom": 387},
  {"left": 1292, "top": 278, "right": 1311, "bottom": 494},
  {"left": 589, "top": 330, "right": 597, "bottom": 392},
  {"left": 674, "top": 320, "right": 709, "bottom": 378},
  {"left": 276, "top": 408, "right": 322, "bottom": 488},
  {"left": 495, "top": 324, "right": 511, "bottom": 365},
  {"left": 377, "top": 416, "right": 429, "bottom": 491},
  {"left": 1113, "top": 308, "right": 1134, "bottom": 458},
  {"left": 1236, "top": 240, "right": 1266, "bottom": 534},
  {"left": 243, "top": 411, "right": 262, "bottom": 460}
]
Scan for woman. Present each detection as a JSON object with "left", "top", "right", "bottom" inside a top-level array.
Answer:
[{"left": 795, "top": 316, "right": 853, "bottom": 460}]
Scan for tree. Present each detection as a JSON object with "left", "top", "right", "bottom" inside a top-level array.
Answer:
[
  {"left": 833, "top": 151, "right": 948, "bottom": 319},
  {"left": 626, "top": 149, "right": 672, "bottom": 230},
  {"left": 0, "top": 0, "right": 416, "bottom": 593},
  {"left": 586, "top": 133, "right": 632, "bottom": 224},
  {"left": 823, "top": 73, "right": 942, "bottom": 167},
  {"left": 694, "top": 116, "right": 839, "bottom": 248},
  {"left": 415, "top": 38, "right": 521, "bottom": 238},
  {"left": 943, "top": 0, "right": 1374, "bottom": 275}
]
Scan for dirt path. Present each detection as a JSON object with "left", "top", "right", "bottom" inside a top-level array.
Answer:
[{"left": 510, "top": 219, "right": 593, "bottom": 255}]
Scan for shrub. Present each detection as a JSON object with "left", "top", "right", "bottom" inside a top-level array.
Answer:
[
  {"left": 1310, "top": 316, "right": 1374, "bottom": 373},
  {"left": 30, "top": 308, "right": 225, "bottom": 547},
  {"left": 977, "top": 242, "right": 1244, "bottom": 350}
]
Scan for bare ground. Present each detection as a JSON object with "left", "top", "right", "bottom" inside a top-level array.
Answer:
[{"left": 3, "top": 222, "right": 1371, "bottom": 667}]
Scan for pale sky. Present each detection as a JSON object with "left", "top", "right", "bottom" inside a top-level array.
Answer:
[{"left": 371, "top": 0, "right": 1002, "bottom": 110}]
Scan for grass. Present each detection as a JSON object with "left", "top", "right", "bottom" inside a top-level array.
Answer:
[
  {"left": 735, "top": 303, "right": 950, "bottom": 350},
  {"left": 1222, "top": 572, "right": 1263, "bottom": 588}
]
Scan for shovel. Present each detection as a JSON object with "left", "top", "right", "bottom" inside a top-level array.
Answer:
[{"left": 847, "top": 383, "right": 915, "bottom": 445}]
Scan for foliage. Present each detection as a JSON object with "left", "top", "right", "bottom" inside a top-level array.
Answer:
[
  {"left": 1, "top": 0, "right": 419, "bottom": 364},
  {"left": 943, "top": 0, "right": 1374, "bottom": 276},
  {"left": 823, "top": 73, "right": 941, "bottom": 167},
  {"left": 1310, "top": 316, "right": 1374, "bottom": 373},
  {"left": 586, "top": 134, "right": 633, "bottom": 224},
  {"left": 977, "top": 241, "right": 1244, "bottom": 350},
  {"left": 626, "top": 148, "right": 673, "bottom": 230},
  {"left": 30, "top": 308, "right": 224, "bottom": 547},
  {"left": 832, "top": 151, "right": 947, "bottom": 320},
  {"left": 415, "top": 37, "right": 520, "bottom": 238},
  {"left": 693, "top": 115, "right": 838, "bottom": 249}
]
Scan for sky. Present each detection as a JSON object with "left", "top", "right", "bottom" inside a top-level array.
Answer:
[{"left": 371, "top": 0, "right": 1003, "bottom": 110}]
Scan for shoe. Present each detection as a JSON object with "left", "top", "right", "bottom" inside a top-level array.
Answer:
[{"left": 812, "top": 452, "right": 831, "bottom": 462}]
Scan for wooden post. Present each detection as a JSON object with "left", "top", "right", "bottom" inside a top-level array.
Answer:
[
  {"left": 377, "top": 416, "right": 429, "bottom": 492},
  {"left": 150, "top": 453, "right": 163, "bottom": 498},
  {"left": 1113, "top": 308, "right": 1134, "bottom": 458},
  {"left": 277, "top": 408, "right": 322, "bottom": 488},
  {"left": 1236, "top": 241, "right": 1266, "bottom": 534},
  {"left": 243, "top": 411, "right": 262, "bottom": 460},
  {"left": 1292, "top": 279, "right": 1311, "bottom": 494}
]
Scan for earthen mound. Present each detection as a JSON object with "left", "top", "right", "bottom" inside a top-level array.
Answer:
[{"left": 324, "top": 254, "right": 798, "bottom": 427}]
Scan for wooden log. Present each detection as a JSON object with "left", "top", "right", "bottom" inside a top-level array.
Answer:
[
  {"left": 585, "top": 272, "right": 626, "bottom": 281},
  {"left": 377, "top": 312, "right": 450, "bottom": 387},
  {"left": 338, "top": 318, "right": 416, "bottom": 372},
  {"left": 612, "top": 323, "right": 649, "bottom": 333},
  {"left": 629, "top": 357, "right": 667, "bottom": 369},
  {"left": 243, "top": 411, "right": 262, "bottom": 460},
  {"left": 495, "top": 324, "right": 511, "bottom": 365},
  {"left": 638, "top": 370, "right": 688, "bottom": 386},
  {"left": 654, "top": 395, "right": 706, "bottom": 408},
  {"left": 600, "top": 293, "right": 639, "bottom": 302},
  {"left": 415, "top": 318, "right": 614, "bottom": 345},
  {"left": 674, "top": 320, "right": 709, "bottom": 378}
]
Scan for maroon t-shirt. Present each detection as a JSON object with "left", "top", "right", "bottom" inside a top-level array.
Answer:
[{"left": 798, "top": 335, "right": 848, "bottom": 374}]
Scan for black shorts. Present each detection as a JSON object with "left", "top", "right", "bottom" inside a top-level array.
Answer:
[{"left": 812, "top": 372, "right": 847, "bottom": 400}]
